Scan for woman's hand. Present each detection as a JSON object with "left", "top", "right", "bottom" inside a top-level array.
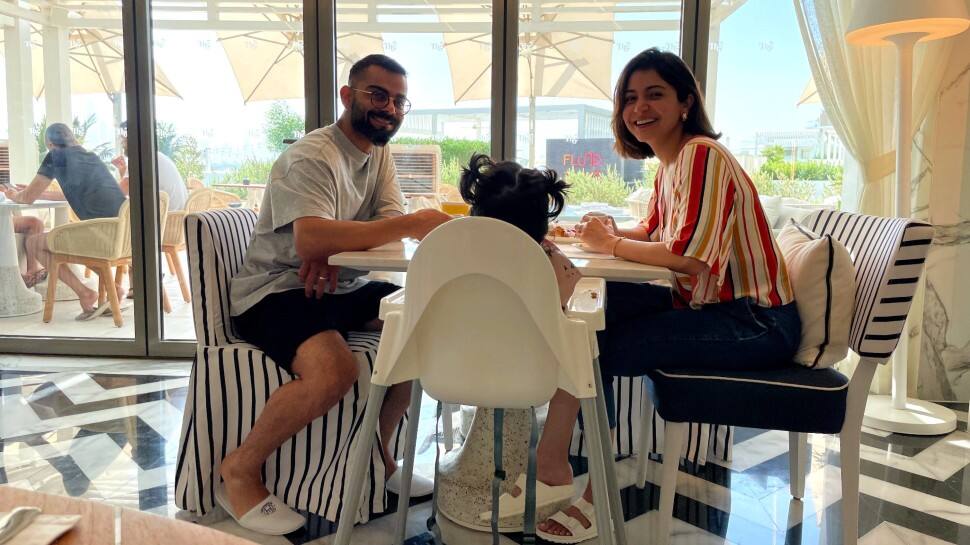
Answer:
[
  {"left": 575, "top": 213, "right": 617, "bottom": 236},
  {"left": 580, "top": 217, "right": 621, "bottom": 254}
]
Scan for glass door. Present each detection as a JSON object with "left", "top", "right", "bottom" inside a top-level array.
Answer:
[
  {"left": 334, "top": 0, "right": 496, "bottom": 199},
  {"left": 0, "top": 0, "right": 144, "bottom": 354},
  {"left": 149, "top": 0, "right": 307, "bottom": 349},
  {"left": 513, "top": 0, "right": 683, "bottom": 224}
]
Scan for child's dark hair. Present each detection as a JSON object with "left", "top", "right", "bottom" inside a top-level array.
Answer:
[{"left": 458, "top": 154, "right": 569, "bottom": 242}]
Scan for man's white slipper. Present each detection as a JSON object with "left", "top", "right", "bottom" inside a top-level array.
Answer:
[
  {"left": 535, "top": 497, "right": 598, "bottom": 544},
  {"left": 214, "top": 484, "right": 304, "bottom": 535},
  {"left": 385, "top": 467, "right": 435, "bottom": 498},
  {"left": 478, "top": 474, "right": 574, "bottom": 521}
]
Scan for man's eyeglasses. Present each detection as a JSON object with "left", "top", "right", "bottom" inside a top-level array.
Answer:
[{"left": 351, "top": 87, "right": 412, "bottom": 115}]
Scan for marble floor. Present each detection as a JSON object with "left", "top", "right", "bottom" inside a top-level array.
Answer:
[{"left": 0, "top": 355, "right": 968, "bottom": 545}]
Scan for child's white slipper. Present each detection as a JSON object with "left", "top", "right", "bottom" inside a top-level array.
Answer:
[
  {"left": 214, "top": 484, "right": 304, "bottom": 536},
  {"left": 535, "top": 497, "right": 598, "bottom": 544},
  {"left": 478, "top": 473, "right": 574, "bottom": 521}
]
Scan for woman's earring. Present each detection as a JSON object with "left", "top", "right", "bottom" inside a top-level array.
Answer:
[{"left": 681, "top": 111, "right": 688, "bottom": 122}]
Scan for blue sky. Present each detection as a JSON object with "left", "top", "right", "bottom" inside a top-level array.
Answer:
[{"left": 709, "top": 0, "right": 822, "bottom": 148}]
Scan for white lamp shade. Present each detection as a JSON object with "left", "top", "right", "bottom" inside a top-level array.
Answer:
[{"left": 846, "top": 0, "right": 970, "bottom": 45}]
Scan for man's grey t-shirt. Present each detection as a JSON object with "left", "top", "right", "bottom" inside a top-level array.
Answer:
[{"left": 230, "top": 124, "right": 404, "bottom": 316}]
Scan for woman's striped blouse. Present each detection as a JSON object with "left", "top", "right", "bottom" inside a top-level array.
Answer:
[{"left": 640, "top": 136, "right": 794, "bottom": 309}]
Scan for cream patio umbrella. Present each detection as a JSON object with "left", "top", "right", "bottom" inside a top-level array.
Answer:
[
  {"left": 796, "top": 77, "right": 820, "bottom": 106},
  {"left": 443, "top": 7, "right": 614, "bottom": 165},
  {"left": 16, "top": 26, "right": 182, "bottom": 155},
  {"left": 218, "top": 12, "right": 383, "bottom": 104},
  {"left": 29, "top": 27, "right": 182, "bottom": 101}
]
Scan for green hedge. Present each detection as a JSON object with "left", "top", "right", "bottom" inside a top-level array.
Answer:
[{"left": 562, "top": 167, "right": 637, "bottom": 207}]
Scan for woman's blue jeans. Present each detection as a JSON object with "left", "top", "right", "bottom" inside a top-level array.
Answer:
[{"left": 594, "top": 282, "right": 802, "bottom": 428}]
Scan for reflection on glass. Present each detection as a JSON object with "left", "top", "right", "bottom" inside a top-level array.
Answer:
[
  {"left": 515, "top": 0, "right": 681, "bottom": 223},
  {"left": 151, "top": 1, "right": 307, "bottom": 341},
  {"left": 336, "top": 0, "right": 493, "bottom": 206},
  {"left": 0, "top": 1, "right": 138, "bottom": 339},
  {"left": 706, "top": 0, "right": 846, "bottom": 208}
]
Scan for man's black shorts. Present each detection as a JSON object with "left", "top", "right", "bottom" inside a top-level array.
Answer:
[{"left": 233, "top": 281, "right": 400, "bottom": 372}]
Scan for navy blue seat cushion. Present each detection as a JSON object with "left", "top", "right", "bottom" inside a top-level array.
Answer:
[{"left": 647, "top": 366, "right": 850, "bottom": 434}]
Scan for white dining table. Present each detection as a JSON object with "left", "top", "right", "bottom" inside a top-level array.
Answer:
[
  {"left": 329, "top": 238, "right": 671, "bottom": 283},
  {"left": 0, "top": 200, "right": 70, "bottom": 317}
]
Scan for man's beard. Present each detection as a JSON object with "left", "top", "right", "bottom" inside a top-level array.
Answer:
[{"left": 349, "top": 100, "right": 401, "bottom": 146}]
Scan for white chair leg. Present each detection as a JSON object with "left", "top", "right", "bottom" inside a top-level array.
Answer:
[
  {"left": 392, "top": 381, "right": 424, "bottom": 545},
  {"left": 334, "top": 383, "right": 388, "bottom": 545},
  {"left": 579, "top": 398, "right": 616, "bottom": 545},
  {"left": 657, "top": 421, "right": 687, "bottom": 543},
  {"left": 591, "top": 358, "right": 628, "bottom": 545},
  {"left": 636, "top": 395, "right": 655, "bottom": 489},
  {"left": 789, "top": 432, "right": 808, "bottom": 500},
  {"left": 840, "top": 427, "right": 861, "bottom": 545},
  {"left": 442, "top": 402, "right": 454, "bottom": 451}
]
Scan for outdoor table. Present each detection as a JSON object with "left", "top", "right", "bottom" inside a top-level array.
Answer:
[{"left": 211, "top": 183, "right": 266, "bottom": 209}]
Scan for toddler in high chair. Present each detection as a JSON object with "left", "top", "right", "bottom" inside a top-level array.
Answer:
[{"left": 459, "top": 153, "right": 581, "bottom": 308}]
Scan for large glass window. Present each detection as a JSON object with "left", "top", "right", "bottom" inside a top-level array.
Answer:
[
  {"left": 335, "top": 0, "right": 493, "bottom": 204},
  {"left": 0, "top": 2, "right": 139, "bottom": 340},
  {"left": 706, "top": 0, "right": 846, "bottom": 211},
  {"left": 514, "top": 0, "right": 681, "bottom": 224},
  {"left": 151, "top": 1, "right": 306, "bottom": 341}
]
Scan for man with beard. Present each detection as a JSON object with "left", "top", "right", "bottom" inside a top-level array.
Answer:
[{"left": 224, "top": 54, "right": 451, "bottom": 535}]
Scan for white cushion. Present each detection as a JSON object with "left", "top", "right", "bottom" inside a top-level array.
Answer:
[
  {"left": 776, "top": 204, "right": 816, "bottom": 229},
  {"left": 759, "top": 195, "right": 782, "bottom": 228},
  {"left": 777, "top": 221, "right": 855, "bottom": 368}
]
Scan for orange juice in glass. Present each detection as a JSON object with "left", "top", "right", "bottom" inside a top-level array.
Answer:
[{"left": 440, "top": 201, "right": 471, "bottom": 216}]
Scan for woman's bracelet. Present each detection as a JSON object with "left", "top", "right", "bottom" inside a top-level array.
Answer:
[{"left": 609, "top": 236, "right": 623, "bottom": 257}]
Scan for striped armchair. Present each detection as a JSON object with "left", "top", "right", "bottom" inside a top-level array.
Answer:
[
  {"left": 647, "top": 210, "right": 933, "bottom": 545},
  {"left": 173, "top": 208, "right": 404, "bottom": 524}
]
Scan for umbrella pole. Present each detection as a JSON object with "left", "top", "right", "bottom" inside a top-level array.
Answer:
[
  {"left": 529, "top": 93, "right": 536, "bottom": 167},
  {"left": 112, "top": 93, "right": 124, "bottom": 156}
]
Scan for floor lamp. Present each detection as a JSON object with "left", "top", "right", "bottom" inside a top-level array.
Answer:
[{"left": 846, "top": 0, "right": 969, "bottom": 435}]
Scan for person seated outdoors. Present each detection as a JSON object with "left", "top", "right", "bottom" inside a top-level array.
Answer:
[
  {"left": 2, "top": 123, "right": 127, "bottom": 320},
  {"left": 3, "top": 209, "right": 47, "bottom": 288},
  {"left": 112, "top": 120, "right": 189, "bottom": 299},
  {"left": 112, "top": 120, "right": 188, "bottom": 212},
  {"left": 458, "top": 153, "right": 580, "bottom": 308},
  {"left": 223, "top": 54, "right": 452, "bottom": 535}
]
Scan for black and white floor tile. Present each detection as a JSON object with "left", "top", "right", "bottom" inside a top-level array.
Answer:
[{"left": 1, "top": 355, "right": 968, "bottom": 545}]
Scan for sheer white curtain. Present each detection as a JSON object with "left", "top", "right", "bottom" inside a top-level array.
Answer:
[
  {"left": 793, "top": 0, "right": 954, "bottom": 393},
  {"left": 793, "top": 0, "right": 952, "bottom": 216}
]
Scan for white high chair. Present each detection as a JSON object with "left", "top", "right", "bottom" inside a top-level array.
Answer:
[{"left": 333, "top": 216, "right": 627, "bottom": 545}]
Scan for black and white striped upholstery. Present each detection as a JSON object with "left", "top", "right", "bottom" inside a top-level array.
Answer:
[
  {"left": 174, "top": 209, "right": 399, "bottom": 523},
  {"left": 804, "top": 209, "right": 932, "bottom": 361},
  {"left": 648, "top": 210, "right": 933, "bottom": 432}
]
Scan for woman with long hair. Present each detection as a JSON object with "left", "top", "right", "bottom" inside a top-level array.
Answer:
[{"left": 488, "top": 48, "right": 801, "bottom": 543}]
